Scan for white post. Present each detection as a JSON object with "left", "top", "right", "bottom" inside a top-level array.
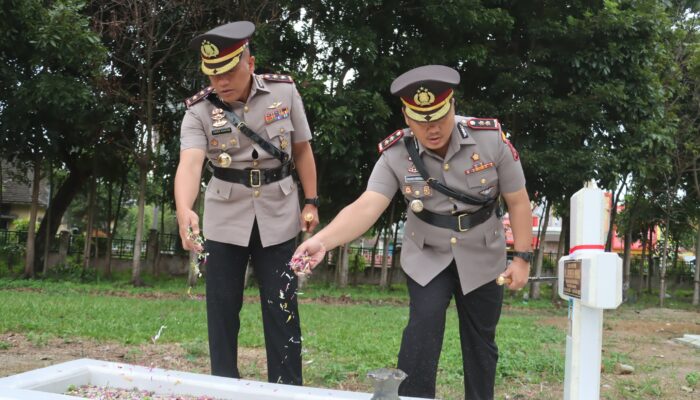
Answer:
[{"left": 559, "top": 180, "right": 622, "bottom": 400}]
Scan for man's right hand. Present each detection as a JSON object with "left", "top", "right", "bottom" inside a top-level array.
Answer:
[
  {"left": 292, "top": 236, "right": 327, "bottom": 270},
  {"left": 177, "top": 209, "right": 202, "bottom": 251}
]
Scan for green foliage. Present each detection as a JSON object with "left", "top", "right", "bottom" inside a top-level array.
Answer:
[
  {"left": 686, "top": 371, "right": 699, "bottom": 388},
  {"left": 347, "top": 248, "right": 368, "bottom": 273},
  {"left": 43, "top": 259, "right": 97, "bottom": 283},
  {"left": 0, "top": 340, "right": 9, "bottom": 350}
]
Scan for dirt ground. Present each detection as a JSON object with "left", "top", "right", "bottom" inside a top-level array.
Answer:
[{"left": 0, "top": 307, "right": 698, "bottom": 399}]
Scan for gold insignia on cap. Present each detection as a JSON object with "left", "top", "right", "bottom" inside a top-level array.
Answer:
[
  {"left": 201, "top": 40, "right": 219, "bottom": 58},
  {"left": 414, "top": 87, "right": 436, "bottom": 106}
]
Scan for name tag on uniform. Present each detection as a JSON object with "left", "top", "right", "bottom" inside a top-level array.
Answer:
[
  {"left": 211, "top": 127, "right": 233, "bottom": 135},
  {"left": 404, "top": 175, "right": 425, "bottom": 183}
]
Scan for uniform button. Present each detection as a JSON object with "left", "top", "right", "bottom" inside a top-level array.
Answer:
[
  {"left": 252, "top": 160, "right": 259, "bottom": 167},
  {"left": 450, "top": 237, "right": 457, "bottom": 245},
  {"left": 279, "top": 128, "right": 285, "bottom": 133},
  {"left": 230, "top": 138, "right": 237, "bottom": 145},
  {"left": 254, "top": 190, "right": 260, "bottom": 197},
  {"left": 480, "top": 178, "right": 486, "bottom": 184},
  {"left": 443, "top": 163, "right": 449, "bottom": 171},
  {"left": 244, "top": 106, "right": 249, "bottom": 112},
  {"left": 414, "top": 190, "right": 420, "bottom": 196}
]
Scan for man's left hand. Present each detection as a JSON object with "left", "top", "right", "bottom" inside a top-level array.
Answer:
[
  {"left": 502, "top": 258, "right": 530, "bottom": 290},
  {"left": 300, "top": 205, "right": 319, "bottom": 233}
]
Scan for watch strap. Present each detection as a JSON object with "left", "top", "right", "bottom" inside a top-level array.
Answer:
[{"left": 512, "top": 251, "right": 533, "bottom": 262}]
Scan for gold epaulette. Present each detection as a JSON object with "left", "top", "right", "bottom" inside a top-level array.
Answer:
[
  {"left": 465, "top": 118, "right": 500, "bottom": 130},
  {"left": 261, "top": 74, "right": 293, "bottom": 83},
  {"left": 184, "top": 86, "right": 214, "bottom": 108},
  {"left": 378, "top": 129, "right": 404, "bottom": 153}
]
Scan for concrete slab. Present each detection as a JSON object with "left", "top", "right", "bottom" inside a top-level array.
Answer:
[
  {"left": 0, "top": 359, "right": 425, "bottom": 400},
  {"left": 674, "top": 334, "right": 700, "bottom": 349}
]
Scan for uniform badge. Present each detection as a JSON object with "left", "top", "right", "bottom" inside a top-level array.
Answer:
[
  {"left": 280, "top": 138, "right": 289, "bottom": 150},
  {"left": 467, "top": 118, "right": 500, "bottom": 130},
  {"left": 423, "top": 185, "right": 432, "bottom": 196},
  {"left": 409, "top": 199, "right": 424, "bottom": 213},
  {"left": 506, "top": 139, "right": 520, "bottom": 161},
  {"left": 408, "top": 164, "right": 418, "bottom": 173},
  {"left": 464, "top": 161, "right": 495, "bottom": 175},
  {"left": 212, "top": 108, "right": 227, "bottom": 128},
  {"left": 210, "top": 139, "right": 219, "bottom": 147},
  {"left": 404, "top": 175, "right": 424, "bottom": 183},
  {"left": 217, "top": 152, "right": 232, "bottom": 167},
  {"left": 457, "top": 122, "right": 469, "bottom": 139},
  {"left": 471, "top": 152, "right": 480, "bottom": 162},
  {"left": 403, "top": 185, "right": 412, "bottom": 195},
  {"left": 264, "top": 106, "right": 290, "bottom": 124},
  {"left": 211, "top": 127, "right": 232, "bottom": 135},
  {"left": 268, "top": 101, "right": 282, "bottom": 109},
  {"left": 480, "top": 186, "right": 496, "bottom": 196}
]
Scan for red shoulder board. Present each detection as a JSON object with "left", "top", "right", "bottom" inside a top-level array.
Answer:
[
  {"left": 184, "top": 86, "right": 214, "bottom": 108},
  {"left": 378, "top": 129, "right": 404, "bottom": 153},
  {"left": 261, "top": 73, "right": 293, "bottom": 83},
  {"left": 465, "top": 118, "right": 500, "bottom": 130}
]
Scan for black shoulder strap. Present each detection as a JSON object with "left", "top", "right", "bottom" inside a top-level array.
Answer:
[
  {"left": 206, "top": 94, "right": 290, "bottom": 163},
  {"left": 403, "top": 136, "right": 492, "bottom": 206}
]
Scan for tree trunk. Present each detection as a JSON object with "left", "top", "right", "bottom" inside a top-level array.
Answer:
[
  {"left": 659, "top": 216, "right": 671, "bottom": 307},
  {"left": 380, "top": 202, "right": 395, "bottom": 289},
  {"left": 388, "top": 218, "right": 401, "bottom": 286},
  {"left": 638, "top": 230, "right": 647, "bottom": 295},
  {"left": 42, "top": 165, "right": 53, "bottom": 272},
  {"left": 605, "top": 179, "right": 625, "bottom": 251},
  {"left": 82, "top": 177, "right": 96, "bottom": 271},
  {"left": 33, "top": 166, "right": 91, "bottom": 273},
  {"left": 693, "top": 226, "right": 699, "bottom": 306},
  {"left": 23, "top": 162, "right": 41, "bottom": 278},
  {"left": 131, "top": 165, "right": 147, "bottom": 286},
  {"left": 531, "top": 201, "right": 550, "bottom": 299},
  {"left": 671, "top": 241, "right": 680, "bottom": 284},
  {"left": 552, "top": 216, "right": 567, "bottom": 302},
  {"left": 338, "top": 244, "right": 349, "bottom": 288},
  {"left": 370, "top": 227, "right": 382, "bottom": 277},
  {"left": 646, "top": 228, "right": 654, "bottom": 294},
  {"left": 622, "top": 231, "right": 632, "bottom": 302}
]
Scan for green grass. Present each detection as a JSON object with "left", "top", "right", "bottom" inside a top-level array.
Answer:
[{"left": 0, "top": 276, "right": 567, "bottom": 399}]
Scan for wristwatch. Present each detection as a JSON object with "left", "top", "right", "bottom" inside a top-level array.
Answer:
[
  {"left": 304, "top": 197, "right": 320, "bottom": 207},
  {"left": 512, "top": 251, "right": 533, "bottom": 263}
]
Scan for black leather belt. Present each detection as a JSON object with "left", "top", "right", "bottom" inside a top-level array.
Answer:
[
  {"left": 212, "top": 162, "right": 292, "bottom": 188},
  {"left": 412, "top": 201, "right": 497, "bottom": 232}
]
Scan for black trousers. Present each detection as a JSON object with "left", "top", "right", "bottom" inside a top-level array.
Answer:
[
  {"left": 204, "top": 221, "right": 302, "bottom": 385},
  {"left": 397, "top": 261, "right": 503, "bottom": 400}
]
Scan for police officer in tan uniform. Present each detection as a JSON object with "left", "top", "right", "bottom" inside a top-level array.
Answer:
[
  {"left": 174, "top": 21, "right": 319, "bottom": 385},
  {"left": 294, "top": 65, "right": 532, "bottom": 399}
]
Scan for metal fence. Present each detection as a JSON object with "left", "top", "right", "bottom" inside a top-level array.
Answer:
[{"left": 0, "top": 230, "right": 185, "bottom": 260}]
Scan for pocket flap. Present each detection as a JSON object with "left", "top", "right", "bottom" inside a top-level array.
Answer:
[
  {"left": 206, "top": 177, "right": 233, "bottom": 199},
  {"left": 265, "top": 119, "right": 294, "bottom": 139}
]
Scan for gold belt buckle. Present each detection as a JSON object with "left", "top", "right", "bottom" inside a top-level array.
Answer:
[
  {"left": 457, "top": 213, "right": 469, "bottom": 232},
  {"left": 250, "top": 169, "right": 261, "bottom": 188}
]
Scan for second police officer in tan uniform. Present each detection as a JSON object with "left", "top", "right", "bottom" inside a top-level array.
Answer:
[
  {"left": 294, "top": 65, "right": 533, "bottom": 399},
  {"left": 174, "top": 21, "right": 319, "bottom": 385}
]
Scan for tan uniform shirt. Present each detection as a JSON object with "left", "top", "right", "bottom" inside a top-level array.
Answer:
[
  {"left": 367, "top": 115, "right": 526, "bottom": 294},
  {"left": 180, "top": 74, "right": 312, "bottom": 247}
]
